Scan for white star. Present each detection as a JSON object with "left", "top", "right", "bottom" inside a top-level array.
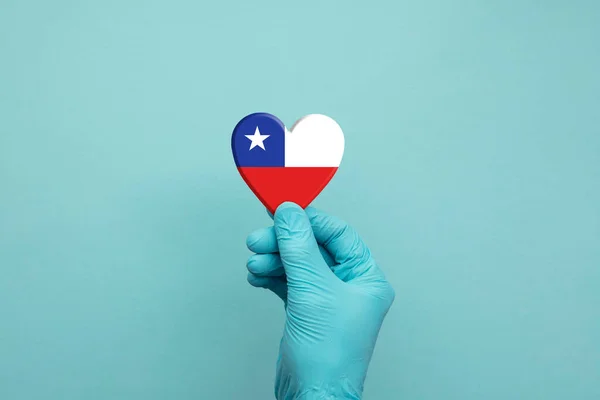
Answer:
[{"left": 245, "top": 126, "right": 270, "bottom": 151}]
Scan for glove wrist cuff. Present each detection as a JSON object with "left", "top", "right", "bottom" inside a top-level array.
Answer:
[{"left": 276, "top": 377, "right": 363, "bottom": 400}]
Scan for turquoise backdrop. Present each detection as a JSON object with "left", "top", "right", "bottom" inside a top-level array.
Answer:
[{"left": 1, "top": 1, "right": 599, "bottom": 399}]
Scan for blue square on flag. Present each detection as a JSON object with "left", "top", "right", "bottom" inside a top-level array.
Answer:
[{"left": 231, "top": 113, "right": 285, "bottom": 167}]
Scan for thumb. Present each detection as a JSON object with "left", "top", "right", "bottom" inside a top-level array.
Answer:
[{"left": 273, "top": 202, "right": 332, "bottom": 283}]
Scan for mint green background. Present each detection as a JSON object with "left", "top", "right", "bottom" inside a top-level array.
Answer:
[{"left": 1, "top": 1, "right": 599, "bottom": 399}]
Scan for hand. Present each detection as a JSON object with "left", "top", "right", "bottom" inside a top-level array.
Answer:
[{"left": 246, "top": 202, "right": 395, "bottom": 399}]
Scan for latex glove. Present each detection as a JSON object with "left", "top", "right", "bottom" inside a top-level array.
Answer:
[{"left": 246, "top": 202, "right": 395, "bottom": 399}]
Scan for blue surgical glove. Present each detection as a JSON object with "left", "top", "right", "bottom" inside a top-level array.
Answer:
[{"left": 246, "top": 202, "right": 395, "bottom": 399}]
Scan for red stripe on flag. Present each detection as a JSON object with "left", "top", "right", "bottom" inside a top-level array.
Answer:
[{"left": 237, "top": 167, "right": 338, "bottom": 213}]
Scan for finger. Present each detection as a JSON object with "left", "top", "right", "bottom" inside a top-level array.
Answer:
[
  {"left": 247, "top": 253, "right": 284, "bottom": 277},
  {"left": 273, "top": 202, "right": 332, "bottom": 282},
  {"left": 305, "top": 206, "right": 371, "bottom": 264},
  {"left": 305, "top": 206, "right": 382, "bottom": 280},
  {"left": 247, "top": 248, "right": 336, "bottom": 278},
  {"left": 247, "top": 226, "right": 336, "bottom": 267},
  {"left": 246, "top": 227, "right": 278, "bottom": 254},
  {"left": 247, "top": 272, "right": 288, "bottom": 302}
]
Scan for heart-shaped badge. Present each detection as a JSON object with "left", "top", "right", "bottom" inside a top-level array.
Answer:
[{"left": 231, "top": 113, "right": 344, "bottom": 213}]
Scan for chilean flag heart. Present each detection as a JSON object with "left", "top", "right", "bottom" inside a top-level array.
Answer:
[{"left": 231, "top": 113, "right": 344, "bottom": 213}]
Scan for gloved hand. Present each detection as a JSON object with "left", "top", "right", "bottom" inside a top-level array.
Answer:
[{"left": 246, "top": 202, "right": 395, "bottom": 399}]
